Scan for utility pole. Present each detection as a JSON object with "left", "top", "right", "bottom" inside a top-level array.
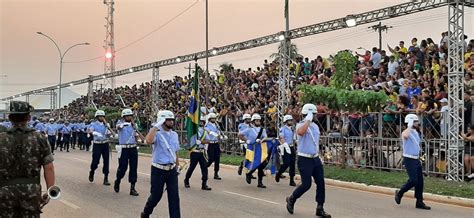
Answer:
[
  {"left": 184, "top": 63, "right": 196, "bottom": 79},
  {"left": 369, "top": 22, "right": 392, "bottom": 50}
]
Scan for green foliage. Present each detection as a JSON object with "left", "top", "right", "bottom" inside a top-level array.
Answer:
[
  {"left": 299, "top": 50, "right": 390, "bottom": 112},
  {"left": 299, "top": 85, "right": 390, "bottom": 112},
  {"left": 219, "top": 63, "right": 233, "bottom": 72},
  {"left": 85, "top": 106, "right": 120, "bottom": 123},
  {"left": 270, "top": 42, "right": 302, "bottom": 62},
  {"left": 330, "top": 50, "right": 358, "bottom": 90}
]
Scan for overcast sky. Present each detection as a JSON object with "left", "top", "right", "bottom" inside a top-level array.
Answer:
[{"left": 1, "top": 0, "right": 473, "bottom": 108}]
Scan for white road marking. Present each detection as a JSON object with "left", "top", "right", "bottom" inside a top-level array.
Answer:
[
  {"left": 223, "top": 191, "right": 280, "bottom": 205},
  {"left": 138, "top": 172, "right": 150, "bottom": 176},
  {"left": 59, "top": 199, "right": 80, "bottom": 209}
]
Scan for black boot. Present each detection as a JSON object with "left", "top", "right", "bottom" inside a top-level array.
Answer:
[
  {"left": 130, "top": 184, "right": 139, "bottom": 196},
  {"left": 238, "top": 163, "right": 243, "bottom": 175},
  {"left": 140, "top": 212, "right": 149, "bottom": 218},
  {"left": 316, "top": 205, "right": 331, "bottom": 218},
  {"left": 103, "top": 176, "right": 111, "bottom": 186},
  {"left": 415, "top": 201, "right": 431, "bottom": 210},
  {"left": 286, "top": 196, "right": 295, "bottom": 214},
  {"left": 275, "top": 173, "right": 281, "bottom": 183},
  {"left": 245, "top": 173, "right": 252, "bottom": 184},
  {"left": 289, "top": 178, "right": 296, "bottom": 187},
  {"left": 257, "top": 180, "right": 266, "bottom": 188},
  {"left": 184, "top": 178, "right": 190, "bottom": 188},
  {"left": 88, "top": 171, "right": 94, "bottom": 182},
  {"left": 114, "top": 180, "right": 120, "bottom": 193},
  {"left": 214, "top": 173, "right": 222, "bottom": 180},
  {"left": 201, "top": 181, "right": 212, "bottom": 191},
  {"left": 395, "top": 190, "right": 402, "bottom": 205}
]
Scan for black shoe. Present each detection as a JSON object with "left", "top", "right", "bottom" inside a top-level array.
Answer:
[
  {"left": 114, "top": 180, "right": 120, "bottom": 193},
  {"left": 130, "top": 188, "right": 139, "bottom": 196},
  {"left": 238, "top": 165, "right": 243, "bottom": 175},
  {"left": 286, "top": 196, "right": 295, "bottom": 214},
  {"left": 88, "top": 171, "right": 94, "bottom": 182},
  {"left": 316, "top": 207, "right": 331, "bottom": 218},
  {"left": 214, "top": 174, "right": 222, "bottom": 180},
  {"left": 289, "top": 180, "right": 296, "bottom": 186},
  {"left": 246, "top": 174, "right": 252, "bottom": 184},
  {"left": 140, "top": 212, "right": 149, "bottom": 218},
  {"left": 103, "top": 177, "right": 111, "bottom": 186},
  {"left": 257, "top": 183, "right": 266, "bottom": 188},
  {"left": 184, "top": 179, "right": 190, "bottom": 188},
  {"left": 279, "top": 175, "right": 286, "bottom": 179},
  {"left": 67, "top": 150, "right": 70, "bottom": 152},
  {"left": 395, "top": 190, "right": 401, "bottom": 205},
  {"left": 416, "top": 202, "right": 431, "bottom": 210},
  {"left": 251, "top": 175, "right": 257, "bottom": 179},
  {"left": 201, "top": 183, "right": 212, "bottom": 191},
  {"left": 275, "top": 174, "right": 281, "bottom": 183}
]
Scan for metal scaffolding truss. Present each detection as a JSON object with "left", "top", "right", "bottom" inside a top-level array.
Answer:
[
  {"left": 6, "top": 0, "right": 473, "bottom": 101},
  {"left": 277, "top": 38, "right": 290, "bottom": 128},
  {"left": 447, "top": 0, "right": 465, "bottom": 181},
  {"left": 151, "top": 67, "right": 160, "bottom": 119}
]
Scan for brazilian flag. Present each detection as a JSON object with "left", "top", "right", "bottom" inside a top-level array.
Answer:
[{"left": 186, "top": 64, "right": 200, "bottom": 150}]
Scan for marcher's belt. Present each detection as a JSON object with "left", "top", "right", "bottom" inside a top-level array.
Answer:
[
  {"left": 297, "top": 152, "right": 319, "bottom": 158},
  {"left": 0, "top": 177, "right": 40, "bottom": 187},
  {"left": 119, "top": 144, "right": 137, "bottom": 148},
  {"left": 94, "top": 141, "right": 109, "bottom": 144},
  {"left": 209, "top": 141, "right": 219, "bottom": 143},
  {"left": 403, "top": 154, "right": 419, "bottom": 160},
  {"left": 192, "top": 148, "right": 206, "bottom": 153},
  {"left": 289, "top": 143, "right": 295, "bottom": 147},
  {"left": 152, "top": 163, "right": 176, "bottom": 171}
]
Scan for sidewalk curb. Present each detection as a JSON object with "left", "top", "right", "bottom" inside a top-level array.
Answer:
[{"left": 137, "top": 152, "right": 473, "bottom": 208}]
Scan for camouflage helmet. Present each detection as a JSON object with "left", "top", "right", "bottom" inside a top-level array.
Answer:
[{"left": 8, "top": 101, "right": 34, "bottom": 114}]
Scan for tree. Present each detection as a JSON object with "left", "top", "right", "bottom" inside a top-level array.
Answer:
[
  {"left": 219, "top": 63, "right": 233, "bottom": 72},
  {"left": 270, "top": 42, "right": 302, "bottom": 62}
]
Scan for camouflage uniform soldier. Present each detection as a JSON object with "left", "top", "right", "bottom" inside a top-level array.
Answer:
[{"left": 0, "top": 101, "right": 56, "bottom": 217}]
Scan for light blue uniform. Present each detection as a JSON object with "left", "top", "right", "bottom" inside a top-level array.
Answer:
[
  {"left": 45, "top": 123, "right": 58, "bottom": 136},
  {"left": 402, "top": 129, "right": 421, "bottom": 158},
  {"left": 279, "top": 125, "right": 294, "bottom": 145},
  {"left": 205, "top": 122, "right": 220, "bottom": 142},
  {"left": 117, "top": 120, "right": 137, "bottom": 145},
  {"left": 196, "top": 127, "right": 207, "bottom": 149},
  {"left": 240, "top": 126, "right": 267, "bottom": 143},
  {"left": 88, "top": 121, "right": 109, "bottom": 142},
  {"left": 152, "top": 127, "right": 180, "bottom": 165},
  {"left": 238, "top": 123, "right": 251, "bottom": 134},
  {"left": 296, "top": 121, "right": 320, "bottom": 155},
  {"left": 61, "top": 125, "right": 72, "bottom": 134},
  {"left": 35, "top": 122, "right": 46, "bottom": 133}
]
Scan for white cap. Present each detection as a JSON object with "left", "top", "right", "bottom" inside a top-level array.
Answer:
[
  {"left": 251, "top": 114, "right": 261, "bottom": 121},
  {"left": 121, "top": 108, "right": 133, "bottom": 117},
  {"left": 283, "top": 115, "right": 293, "bottom": 123},
  {"left": 207, "top": 113, "right": 217, "bottom": 119},
  {"left": 440, "top": 98, "right": 448, "bottom": 103},
  {"left": 301, "top": 103, "right": 317, "bottom": 115},
  {"left": 157, "top": 110, "right": 175, "bottom": 121},
  {"left": 200, "top": 116, "right": 206, "bottom": 122},
  {"left": 95, "top": 110, "right": 106, "bottom": 117},
  {"left": 404, "top": 114, "right": 419, "bottom": 128},
  {"left": 242, "top": 114, "right": 251, "bottom": 120}
]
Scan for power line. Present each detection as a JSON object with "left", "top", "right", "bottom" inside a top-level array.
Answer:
[{"left": 63, "top": 0, "right": 200, "bottom": 64}]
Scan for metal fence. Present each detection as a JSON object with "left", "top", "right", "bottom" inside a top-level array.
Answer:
[{"left": 165, "top": 112, "right": 470, "bottom": 179}]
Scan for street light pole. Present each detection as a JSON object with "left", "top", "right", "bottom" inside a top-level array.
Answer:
[{"left": 37, "top": 32, "right": 89, "bottom": 120}]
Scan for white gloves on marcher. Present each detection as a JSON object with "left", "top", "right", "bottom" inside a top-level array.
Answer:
[
  {"left": 305, "top": 112, "right": 313, "bottom": 122},
  {"left": 154, "top": 119, "right": 165, "bottom": 129},
  {"left": 92, "top": 131, "right": 104, "bottom": 138},
  {"left": 246, "top": 140, "right": 251, "bottom": 144},
  {"left": 255, "top": 139, "right": 262, "bottom": 144},
  {"left": 196, "top": 140, "right": 201, "bottom": 145}
]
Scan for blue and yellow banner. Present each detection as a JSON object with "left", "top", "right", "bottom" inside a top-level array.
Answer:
[
  {"left": 186, "top": 64, "right": 200, "bottom": 150},
  {"left": 244, "top": 139, "right": 279, "bottom": 172}
]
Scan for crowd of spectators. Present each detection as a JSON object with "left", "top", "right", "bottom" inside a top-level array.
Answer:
[{"left": 62, "top": 33, "right": 474, "bottom": 137}]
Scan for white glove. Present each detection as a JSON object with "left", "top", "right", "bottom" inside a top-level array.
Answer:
[
  {"left": 304, "top": 112, "right": 314, "bottom": 122},
  {"left": 60, "top": 137, "right": 63, "bottom": 141},
  {"left": 154, "top": 119, "right": 165, "bottom": 129},
  {"left": 256, "top": 139, "right": 262, "bottom": 143},
  {"left": 246, "top": 140, "right": 251, "bottom": 144},
  {"left": 196, "top": 140, "right": 202, "bottom": 145},
  {"left": 106, "top": 123, "right": 111, "bottom": 128},
  {"left": 87, "top": 133, "right": 91, "bottom": 138},
  {"left": 278, "top": 144, "right": 285, "bottom": 156},
  {"left": 92, "top": 131, "right": 104, "bottom": 138}
]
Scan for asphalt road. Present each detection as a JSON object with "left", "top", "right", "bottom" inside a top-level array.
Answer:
[{"left": 41, "top": 150, "right": 473, "bottom": 218}]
